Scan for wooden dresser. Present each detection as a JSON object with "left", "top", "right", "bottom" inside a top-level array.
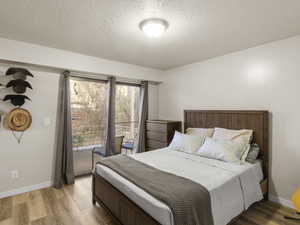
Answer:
[{"left": 146, "top": 120, "right": 182, "bottom": 151}]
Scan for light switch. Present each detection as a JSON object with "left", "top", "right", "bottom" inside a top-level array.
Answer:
[{"left": 43, "top": 117, "right": 51, "bottom": 126}]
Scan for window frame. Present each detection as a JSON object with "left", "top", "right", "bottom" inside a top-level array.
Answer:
[
  {"left": 115, "top": 82, "right": 141, "bottom": 142},
  {"left": 116, "top": 81, "right": 141, "bottom": 87},
  {"left": 70, "top": 75, "right": 108, "bottom": 84}
]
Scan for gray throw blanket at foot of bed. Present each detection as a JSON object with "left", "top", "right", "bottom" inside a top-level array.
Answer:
[{"left": 97, "top": 155, "right": 214, "bottom": 225}]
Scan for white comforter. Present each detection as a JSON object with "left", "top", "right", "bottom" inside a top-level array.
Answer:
[{"left": 96, "top": 148, "right": 263, "bottom": 225}]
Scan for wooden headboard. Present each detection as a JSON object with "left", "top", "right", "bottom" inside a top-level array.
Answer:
[{"left": 184, "top": 110, "right": 269, "bottom": 181}]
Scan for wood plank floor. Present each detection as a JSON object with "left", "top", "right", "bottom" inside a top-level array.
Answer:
[{"left": 0, "top": 175, "right": 299, "bottom": 225}]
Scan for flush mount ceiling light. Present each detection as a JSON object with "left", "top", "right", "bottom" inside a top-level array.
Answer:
[{"left": 139, "top": 18, "right": 169, "bottom": 38}]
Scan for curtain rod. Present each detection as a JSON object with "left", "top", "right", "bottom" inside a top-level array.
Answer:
[
  {"left": 116, "top": 81, "right": 141, "bottom": 87},
  {"left": 68, "top": 71, "right": 108, "bottom": 81},
  {"left": 68, "top": 73, "right": 108, "bottom": 83},
  {"left": 68, "top": 71, "right": 142, "bottom": 86}
]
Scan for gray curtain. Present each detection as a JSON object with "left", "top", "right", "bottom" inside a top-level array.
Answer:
[
  {"left": 105, "top": 76, "right": 116, "bottom": 156},
  {"left": 53, "top": 72, "right": 74, "bottom": 188},
  {"left": 134, "top": 81, "right": 149, "bottom": 153}
]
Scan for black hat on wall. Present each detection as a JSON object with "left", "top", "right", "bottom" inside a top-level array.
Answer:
[
  {"left": 3, "top": 95, "right": 31, "bottom": 107},
  {"left": 6, "top": 79, "right": 33, "bottom": 94},
  {"left": 5, "top": 67, "right": 34, "bottom": 80}
]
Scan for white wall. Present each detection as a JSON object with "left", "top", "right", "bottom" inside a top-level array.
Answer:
[
  {"left": 0, "top": 64, "right": 60, "bottom": 196},
  {"left": 148, "top": 84, "right": 159, "bottom": 120},
  {"left": 0, "top": 37, "right": 163, "bottom": 82},
  {"left": 159, "top": 35, "right": 300, "bottom": 202}
]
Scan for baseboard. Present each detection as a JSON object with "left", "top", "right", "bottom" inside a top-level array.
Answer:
[
  {"left": 0, "top": 181, "right": 52, "bottom": 199},
  {"left": 269, "top": 194, "right": 294, "bottom": 209}
]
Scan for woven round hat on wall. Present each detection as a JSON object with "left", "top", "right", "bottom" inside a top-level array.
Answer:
[{"left": 7, "top": 108, "right": 32, "bottom": 131}]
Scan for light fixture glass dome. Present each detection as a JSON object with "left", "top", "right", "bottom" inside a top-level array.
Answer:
[{"left": 139, "top": 18, "right": 169, "bottom": 38}]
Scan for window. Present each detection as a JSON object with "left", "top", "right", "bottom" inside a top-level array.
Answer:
[
  {"left": 70, "top": 78, "right": 108, "bottom": 149},
  {"left": 115, "top": 84, "right": 140, "bottom": 143}
]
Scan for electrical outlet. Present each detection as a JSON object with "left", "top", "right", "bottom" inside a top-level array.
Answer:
[{"left": 11, "top": 170, "right": 19, "bottom": 179}]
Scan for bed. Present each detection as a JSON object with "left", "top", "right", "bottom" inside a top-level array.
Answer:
[{"left": 92, "top": 110, "right": 269, "bottom": 225}]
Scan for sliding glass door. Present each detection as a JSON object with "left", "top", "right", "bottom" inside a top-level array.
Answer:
[
  {"left": 70, "top": 78, "right": 108, "bottom": 176},
  {"left": 115, "top": 84, "right": 140, "bottom": 151}
]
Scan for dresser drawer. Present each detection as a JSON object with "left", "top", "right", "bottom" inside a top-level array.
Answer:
[
  {"left": 146, "top": 139, "right": 168, "bottom": 150},
  {"left": 146, "top": 122, "right": 167, "bottom": 132},
  {"left": 146, "top": 120, "right": 181, "bottom": 150},
  {"left": 146, "top": 131, "right": 168, "bottom": 142}
]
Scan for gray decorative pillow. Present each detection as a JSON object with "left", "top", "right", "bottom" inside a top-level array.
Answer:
[{"left": 246, "top": 143, "right": 260, "bottom": 163}]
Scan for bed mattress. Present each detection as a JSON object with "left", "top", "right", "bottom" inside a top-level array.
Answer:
[{"left": 96, "top": 148, "right": 263, "bottom": 225}]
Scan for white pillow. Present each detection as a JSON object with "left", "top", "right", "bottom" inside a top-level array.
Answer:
[
  {"left": 168, "top": 131, "right": 183, "bottom": 150},
  {"left": 186, "top": 128, "right": 215, "bottom": 137},
  {"left": 241, "top": 144, "right": 251, "bottom": 162},
  {"left": 169, "top": 131, "right": 205, "bottom": 154},
  {"left": 212, "top": 127, "right": 253, "bottom": 145},
  {"left": 197, "top": 138, "right": 249, "bottom": 163}
]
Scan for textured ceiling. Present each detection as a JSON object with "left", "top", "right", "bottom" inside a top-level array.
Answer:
[{"left": 0, "top": 0, "right": 300, "bottom": 70}]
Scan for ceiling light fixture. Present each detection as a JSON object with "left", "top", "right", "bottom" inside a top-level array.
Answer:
[{"left": 139, "top": 18, "right": 169, "bottom": 38}]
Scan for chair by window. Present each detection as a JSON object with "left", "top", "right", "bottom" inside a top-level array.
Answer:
[
  {"left": 114, "top": 135, "right": 125, "bottom": 155},
  {"left": 92, "top": 136, "right": 124, "bottom": 169},
  {"left": 122, "top": 140, "right": 134, "bottom": 154}
]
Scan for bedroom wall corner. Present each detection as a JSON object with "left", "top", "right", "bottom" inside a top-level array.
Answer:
[{"left": 158, "top": 34, "right": 300, "bottom": 206}]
